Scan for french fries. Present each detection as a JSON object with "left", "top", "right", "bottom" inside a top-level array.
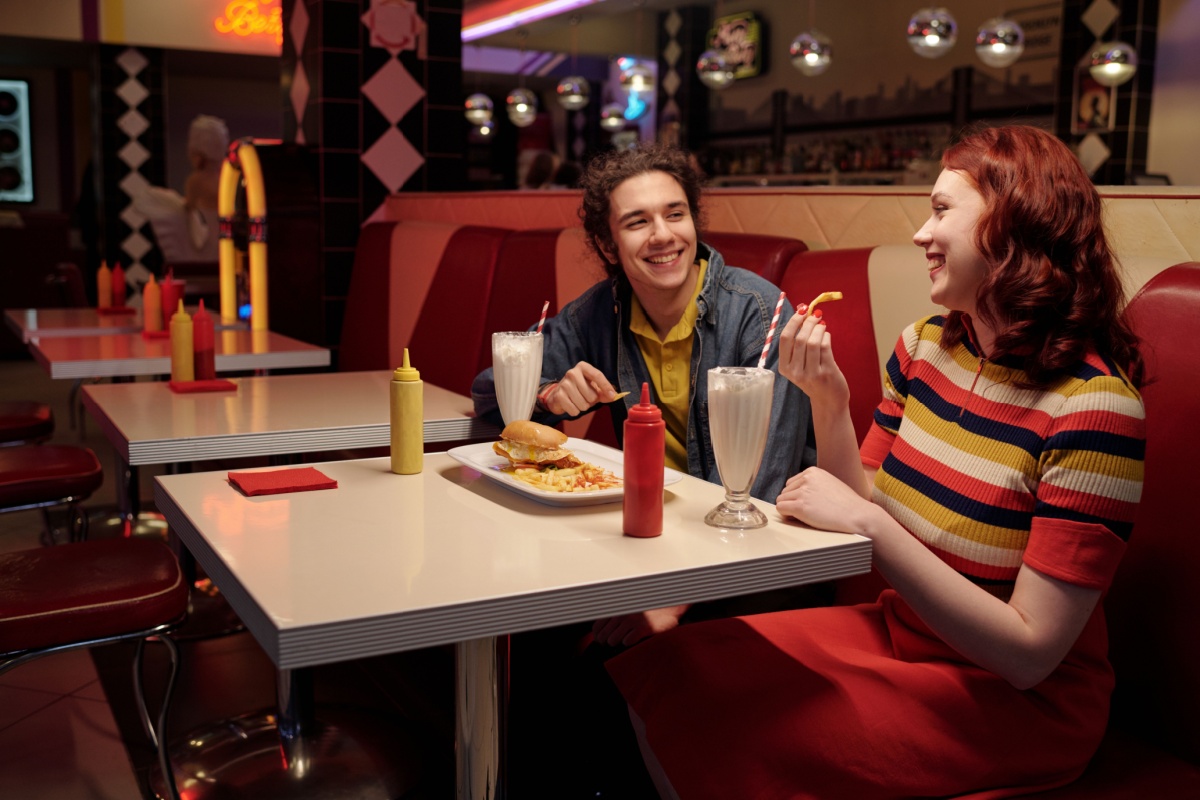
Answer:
[
  {"left": 503, "top": 462, "right": 623, "bottom": 493},
  {"left": 805, "top": 291, "right": 843, "bottom": 316}
]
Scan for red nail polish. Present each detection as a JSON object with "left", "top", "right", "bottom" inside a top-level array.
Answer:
[{"left": 813, "top": 308, "right": 824, "bottom": 319}]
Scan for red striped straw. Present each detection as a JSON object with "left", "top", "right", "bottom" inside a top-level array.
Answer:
[
  {"left": 536, "top": 300, "right": 550, "bottom": 333},
  {"left": 758, "top": 291, "right": 787, "bottom": 368}
]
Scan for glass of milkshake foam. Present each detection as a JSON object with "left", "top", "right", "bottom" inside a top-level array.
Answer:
[
  {"left": 705, "top": 366, "right": 775, "bottom": 529},
  {"left": 492, "top": 331, "right": 544, "bottom": 425}
]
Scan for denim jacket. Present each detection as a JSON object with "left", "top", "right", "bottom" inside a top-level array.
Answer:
[{"left": 471, "top": 243, "right": 816, "bottom": 502}]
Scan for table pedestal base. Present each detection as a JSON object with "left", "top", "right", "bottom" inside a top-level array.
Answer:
[
  {"left": 149, "top": 707, "right": 425, "bottom": 800},
  {"left": 456, "top": 635, "right": 509, "bottom": 800}
]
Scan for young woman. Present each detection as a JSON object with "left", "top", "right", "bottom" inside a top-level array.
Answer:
[{"left": 605, "top": 125, "right": 1146, "bottom": 799}]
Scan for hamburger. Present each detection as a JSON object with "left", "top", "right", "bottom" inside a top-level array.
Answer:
[{"left": 493, "top": 420, "right": 582, "bottom": 470}]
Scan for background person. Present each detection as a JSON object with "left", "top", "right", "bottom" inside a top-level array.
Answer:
[{"left": 606, "top": 125, "right": 1146, "bottom": 799}]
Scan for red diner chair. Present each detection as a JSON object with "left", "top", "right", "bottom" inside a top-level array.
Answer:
[
  {"left": 0, "top": 400, "right": 55, "bottom": 446},
  {"left": 0, "top": 536, "right": 190, "bottom": 800},
  {"left": 0, "top": 444, "right": 103, "bottom": 544}
]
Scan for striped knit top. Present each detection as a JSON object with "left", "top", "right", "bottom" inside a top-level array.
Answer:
[{"left": 860, "top": 316, "right": 1145, "bottom": 598}]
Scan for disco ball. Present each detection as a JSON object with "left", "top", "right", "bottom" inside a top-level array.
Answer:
[
  {"left": 1089, "top": 41, "right": 1139, "bottom": 87},
  {"left": 600, "top": 103, "right": 627, "bottom": 132},
  {"left": 907, "top": 7, "right": 957, "bottom": 58},
  {"left": 975, "top": 17, "right": 1025, "bottom": 68},
  {"left": 619, "top": 63, "right": 654, "bottom": 94},
  {"left": 789, "top": 31, "right": 832, "bottom": 76},
  {"left": 464, "top": 93, "right": 493, "bottom": 125},
  {"left": 696, "top": 49, "right": 735, "bottom": 89},
  {"left": 556, "top": 76, "right": 590, "bottom": 110},
  {"left": 506, "top": 88, "right": 538, "bottom": 128}
]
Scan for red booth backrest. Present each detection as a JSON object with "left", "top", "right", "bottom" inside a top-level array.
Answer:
[
  {"left": 702, "top": 231, "right": 808, "bottom": 285},
  {"left": 1105, "top": 261, "right": 1200, "bottom": 761}
]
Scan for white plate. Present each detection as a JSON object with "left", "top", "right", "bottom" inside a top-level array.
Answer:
[{"left": 447, "top": 439, "right": 684, "bottom": 507}]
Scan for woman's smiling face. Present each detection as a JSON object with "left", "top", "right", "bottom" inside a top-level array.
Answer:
[{"left": 913, "top": 169, "right": 991, "bottom": 316}]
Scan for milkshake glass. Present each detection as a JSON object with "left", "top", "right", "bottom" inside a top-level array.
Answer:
[
  {"left": 492, "top": 331, "right": 544, "bottom": 425},
  {"left": 705, "top": 366, "right": 775, "bottom": 529}
]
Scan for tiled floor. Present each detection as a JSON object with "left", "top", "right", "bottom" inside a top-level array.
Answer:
[{"left": 0, "top": 356, "right": 454, "bottom": 799}]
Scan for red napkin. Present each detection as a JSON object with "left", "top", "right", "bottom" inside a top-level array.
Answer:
[
  {"left": 169, "top": 379, "right": 238, "bottom": 393},
  {"left": 228, "top": 467, "right": 337, "bottom": 497},
  {"left": 142, "top": 329, "right": 170, "bottom": 340},
  {"left": 97, "top": 306, "right": 136, "bottom": 316}
]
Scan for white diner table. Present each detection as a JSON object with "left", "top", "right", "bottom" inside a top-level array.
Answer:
[
  {"left": 4, "top": 306, "right": 246, "bottom": 343},
  {"left": 153, "top": 452, "right": 872, "bottom": 799},
  {"left": 28, "top": 328, "right": 330, "bottom": 379},
  {"left": 82, "top": 370, "right": 497, "bottom": 466}
]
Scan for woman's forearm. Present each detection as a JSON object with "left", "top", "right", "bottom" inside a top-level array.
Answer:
[{"left": 811, "top": 402, "right": 871, "bottom": 498}]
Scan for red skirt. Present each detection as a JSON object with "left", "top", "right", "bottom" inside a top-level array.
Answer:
[{"left": 606, "top": 590, "right": 1113, "bottom": 800}]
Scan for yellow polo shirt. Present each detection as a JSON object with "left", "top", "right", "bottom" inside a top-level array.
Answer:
[{"left": 628, "top": 260, "right": 706, "bottom": 471}]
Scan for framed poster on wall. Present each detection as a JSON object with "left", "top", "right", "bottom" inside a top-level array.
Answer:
[
  {"left": 1071, "top": 67, "right": 1116, "bottom": 135},
  {"left": 708, "top": 12, "right": 765, "bottom": 81}
]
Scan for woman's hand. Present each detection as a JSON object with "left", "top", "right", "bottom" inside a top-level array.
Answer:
[
  {"left": 776, "top": 467, "right": 879, "bottom": 535},
  {"left": 541, "top": 361, "right": 616, "bottom": 416},
  {"left": 777, "top": 308, "right": 850, "bottom": 411},
  {"left": 591, "top": 605, "right": 689, "bottom": 648}
]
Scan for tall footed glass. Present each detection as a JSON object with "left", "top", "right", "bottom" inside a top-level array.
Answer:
[
  {"left": 492, "top": 331, "right": 544, "bottom": 425},
  {"left": 704, "top": 366, "right": 775, "bottom": 529}
]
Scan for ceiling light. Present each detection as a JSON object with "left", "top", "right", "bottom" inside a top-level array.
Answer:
[
  {"left": 790, "top": 31, "right": 832, "bottom": 76},
  {"left": 462, "top": 0, "right": 604, "bottom": 43},
  {"left": 907, "top": 7, "right": 957, "bottom": 58},
  {"left": 975, "top": 17, "right": 1024, "bottom": 68},
  {"left": 556, "top": 76, "right": 590, "bottom": 110},
  {"left": 1089, "top": 41, "right": 1138, "bottom": 87},
  {"left": 506, "top": 87, "right": 538, "bottom": 127},
  {"left": 696, "top": 49, "right": 735, "bottom": 90},
  {"left": 464, "top": 93, "right": 493, "bottom": 125}
]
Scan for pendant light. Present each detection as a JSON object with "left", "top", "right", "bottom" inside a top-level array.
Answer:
[
  {"left": 1089, "top": 41, "right": 1138, "bottom": 87},
  {"left": 618, "top": 1, "right": 655, "bottom": 97},
  {"left": 790, "top": 1, "right": 832, "bottom": 77},
  {"left": 906, "top": 7, "right": 957, "bottom": 58},
  {"left": 697, "top": 0, "right": 735, "bottom": 90},
  {"left": 600, "top": 102, "right": 626, "bottom": 132},
  {"left": 464, "top": 93, "right": 493, "bottom": 125},
  {"left": 556, "top": 16, "right": 590, "bottom": 110},
  {"left": 974, "top": 17, "right": 1024, "bottom": 68},
  {"left": 507, "top": 31, "right": 538, "bottom": 128}
]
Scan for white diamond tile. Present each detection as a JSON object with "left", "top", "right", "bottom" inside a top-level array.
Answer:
[
  {"left": 662, "top": 68, "right": 681, "bottom": 96},
  {"left": 291, "top": 62, "right": 310, "bottom": 126},
  {"left": 116, "top": 47, "right": 148, "bottom": 76},
  {"left": 663, "top": 99, "right": 680, "bottom": 120},
  {"left": 118, "top": 139, "right": 150, "bottom": 169},
  {"left": 118, "top": 170, "right": 151, "bottom": 199},
  {"left": 664, "top": 10, "right": 681, "bottom": 37},
  {"left": 663, "top": 40, "right": 681, "bottom": 68},
  {"left": 118, "top": 109, "right": 150, "bottom": 139},
  {"left": 1082, "top": 0, "right": 1120, "bottom": 38},
  {"left": 1077, "top": 133, "right": 1112, "bottom": 175},
  {"left": 125, "top": 263, "right": 151, "bottom": 297},
  {"left": 290, "top": 0, "right": 310, "bottom": 53},
  {"left": 296, "top": 128, "right": 306, "bottom": 145},
  {"left": 122, "top": 230, "right": 152, "bottom": 261},
  {"left": 116, "top": 77, "right": 149, "bottom": 108},
  {"left": 362, "top": 127, "right": 424, "bottom": 193},
  {"left": 362, "top": 58, "right": 424, "bottom": 125},
  {"left": 119, "top": 204, "right": 148, "bottom": 230}
]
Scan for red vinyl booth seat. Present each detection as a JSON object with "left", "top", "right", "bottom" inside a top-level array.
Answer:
[
  {"left": 0, "top": 445, "right": 102, "bottom": 507},
  {"left": 703, "top": 231, "right": 808, "bottom": 285}
]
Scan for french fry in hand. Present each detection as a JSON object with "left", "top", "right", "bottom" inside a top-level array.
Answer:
[{"left": 805, "top": 291, "right": 844, "bottom": 316}]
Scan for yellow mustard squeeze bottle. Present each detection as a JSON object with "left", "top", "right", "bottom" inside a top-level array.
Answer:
[
  {"left": 390, "top": 348, "right": 423, "bottom": 474},
  {"left": 169, "top": 300, "right": 195, "bottom": 383}
]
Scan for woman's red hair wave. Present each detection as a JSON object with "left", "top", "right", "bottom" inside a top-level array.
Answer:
[{"left": 940, "top": 124, "right": 1141, "bottom": 387}]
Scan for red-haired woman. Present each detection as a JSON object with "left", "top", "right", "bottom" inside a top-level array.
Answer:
[{"left": 605, "top": 125, "right": 1145, "bottom": 799}]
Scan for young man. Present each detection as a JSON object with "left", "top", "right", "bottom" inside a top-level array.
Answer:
[
  {"left": 473, "top": 143, "right": 814, "bottom": 521},
  {"left": 471, "top": 144, "right": 819, "bottom": 798}
]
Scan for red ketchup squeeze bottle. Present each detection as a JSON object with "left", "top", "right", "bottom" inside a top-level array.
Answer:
[
  {"left": 623, "top": 382, "right": 665, "bottom": 538},
  {"left": 192, "top": 300, "right": 216, "bottom": 380}
]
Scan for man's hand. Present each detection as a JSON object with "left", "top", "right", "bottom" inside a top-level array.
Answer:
[
  {"left": 591, "top": 605, "right": 689, "bottom": 648},
  {"left": 541, "top": 361, "right": 617, "bottom": 416}
]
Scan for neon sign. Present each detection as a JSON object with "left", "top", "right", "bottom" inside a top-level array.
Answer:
[{"left": 214, "top": 0, "right": 283, "bottom": 46}]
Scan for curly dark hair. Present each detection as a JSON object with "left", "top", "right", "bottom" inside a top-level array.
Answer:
[
  {"left": 940, "top": 124, "right": 1142, "bottom": 387},
  {"left": 577, "top": 144, "right": 706, "bottom": 280}
]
